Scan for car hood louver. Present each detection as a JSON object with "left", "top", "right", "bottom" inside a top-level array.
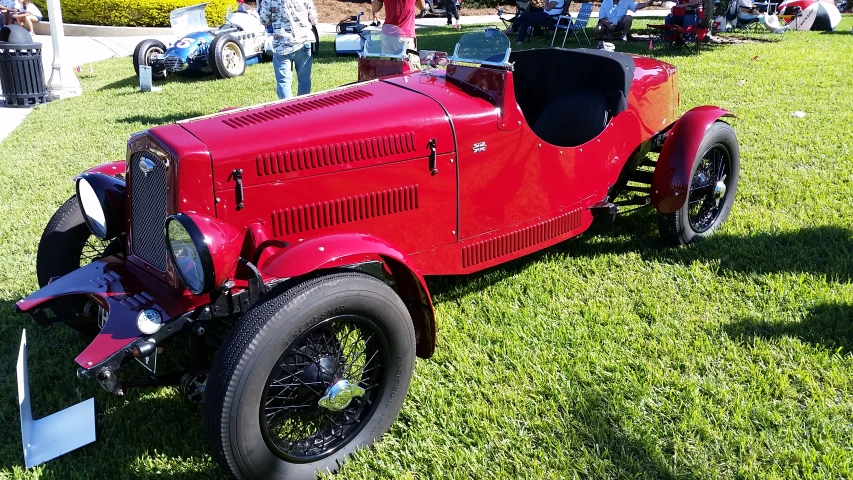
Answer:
[{"left": 222, "top": 90, "right": 373, "bottom": 129}]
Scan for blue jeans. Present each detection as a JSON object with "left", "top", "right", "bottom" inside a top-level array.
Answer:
[
  {"left": 665, "top": 13, "right": 699, "bottom": 26},
  {"left": 273, "top": 44, "right": 313, "bottom": 100},
  {"left": 512, "top": 11, "right": 552, "bottom": 42}
]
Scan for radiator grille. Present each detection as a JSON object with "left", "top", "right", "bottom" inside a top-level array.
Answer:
[
  {"left": 223, "top": 90, "right": 373, "bottom": 129},
  {"left": 271, "top": 185, "right": 419, "bottom": 236},
  {"left": 256, "top": 132, "right": 417, "bottom": 176},
  {"left": 462, "top": 210, "right": 582, "bottom": 269},
  {"left": 164, "top": 56, "right": 186, "bottom": 72},
  {"left": 130, "top": 152, "right": 169, "bottom": 270}
]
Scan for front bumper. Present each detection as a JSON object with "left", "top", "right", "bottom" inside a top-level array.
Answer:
[{"left": 16, "top": 256, "right": 203, "bottom": 384}]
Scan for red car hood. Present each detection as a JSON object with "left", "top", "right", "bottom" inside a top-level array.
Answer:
[{"left": 178, "top": 81, "right": 456, "bottom": 191}]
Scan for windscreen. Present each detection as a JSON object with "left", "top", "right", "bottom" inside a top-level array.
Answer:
[
  {"left": 362, "top": 24, "right": 408, "bottom": 59},
  {"left": 451, "top": 28, "right": 511, "bottom": 66}
]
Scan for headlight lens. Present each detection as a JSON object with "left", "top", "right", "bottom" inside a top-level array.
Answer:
[
  {"left": 166, "top": 218, "right": 206, "bottom": 294},
  {"left": 75, "top": 172, "right": 126, "bottom": 241},
  {"left": 165, "top": 213, "right": 242, "bottom": 295},
  {"left": 77, "top": 177, "right": 108, "bottom": 239}
]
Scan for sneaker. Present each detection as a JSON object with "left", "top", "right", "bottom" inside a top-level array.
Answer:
[
  {"left": 453, "top": 23, "right": 460, "bottom": 30},
  {"left": 620, "top": 34, "right": 627, "bottom": 41}
]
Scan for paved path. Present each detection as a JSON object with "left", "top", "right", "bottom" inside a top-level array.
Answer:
[{"left": 0, "top": 10, "right": 670, "bottom": 143}]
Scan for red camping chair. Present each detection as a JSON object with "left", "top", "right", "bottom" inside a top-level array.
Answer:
[{"left": 648, "top": 4, "right": 708, "bottom": 54}]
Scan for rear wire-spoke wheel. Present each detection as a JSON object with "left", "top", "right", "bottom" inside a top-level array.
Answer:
[
  {"left": 36, "top": 195, "right": 123, "bottom": 335},
  {"left": 204, "top": 273, "right": 416, "bottom": 479},
  {"left": 657, "top": 121, "right": 740, "bottom": 245}
]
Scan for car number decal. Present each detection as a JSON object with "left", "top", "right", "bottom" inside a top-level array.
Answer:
[{"left": 175, "top": 38, "right": 194, "bottom": 48}]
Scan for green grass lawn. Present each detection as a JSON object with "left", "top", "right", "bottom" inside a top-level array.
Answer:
[{"left": 1, "top": 19, "right": 853, "bottom": 479}]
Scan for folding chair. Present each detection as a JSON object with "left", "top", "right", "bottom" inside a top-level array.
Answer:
[
  {"left": 777, "top": 5, "right": 801, "bottom": 29},
  {"left": 498, "top": 0, "right": 532, "bottom": 29},
  {"left": 544, "top": 0, "right": 573, "bottom": 38},
  {"left": 725, "top": 0, "right": 764, "bottom": 34},
  {"left": 649, "top": 23, "right": 708, "bottom": 54},
  {"left": 551, "top": 2, "right": 592, "bottom": 47}
]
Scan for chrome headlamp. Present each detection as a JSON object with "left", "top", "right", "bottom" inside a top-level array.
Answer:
[
  {"left": 165, "top": 213, "right": 242, "bottom": 295},
  {"left": 75, "top": 173, "right": 126, "bottom": 241}
]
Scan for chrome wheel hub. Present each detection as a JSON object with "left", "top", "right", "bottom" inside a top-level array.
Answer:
[
  {"left": 713, "top": 174, "right": 728, "bottom": 206},
  {"left": 223, "top": 44, "right": 242, "bottom": 74},
  {"left": 318, "top": 379, "right": 365, "bottom": 412}
]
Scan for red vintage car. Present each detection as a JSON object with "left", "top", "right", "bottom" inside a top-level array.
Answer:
[{"left": 15, "top": 29, "right": 739, "bottom": 479}]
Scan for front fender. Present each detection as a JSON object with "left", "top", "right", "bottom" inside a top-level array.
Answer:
[
  {"left": 260, "top": 234, "right": 437, "bottom": 358},
  {"left": 72, "top": 160, "right": 125, "bottom": 183},
  {"left": 651, "top": 106, "right": 735, "bottom": 214}
]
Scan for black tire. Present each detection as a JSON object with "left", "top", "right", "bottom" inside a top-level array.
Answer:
[
  {"left": 210, "top": 34, "right": 246, "bottom": 79},
  {"left": 133, "top": 39, "right": 167, "bottom": 79},
  {"left": 311, "top": 25, "right": 320, "bottom": 57},
  {"left": 204, "top": 273, "right": 416, "bottom": 480},
  {"left": 657, "top": 121, "right": 740, "bottom": 246},
  {"left": 36, "top": 196, "right": 123, "bottom": 335}
]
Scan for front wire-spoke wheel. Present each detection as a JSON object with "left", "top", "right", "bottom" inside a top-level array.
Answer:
[
  {"left": 36, "top": 195, "right": 123, "bottom": 335},
  {"left": 261, "top": 316, "right": 386, "bottom": 463},
  {"left": 204, "top": 273, "right": 415, "bottom": 479},
  {"left": 657, "top": 121, "right": 740, "bottom": 245}
]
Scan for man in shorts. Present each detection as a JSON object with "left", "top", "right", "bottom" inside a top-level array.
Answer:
[{"left": 596, "top": 0, "right": 654, "bottom": 41}]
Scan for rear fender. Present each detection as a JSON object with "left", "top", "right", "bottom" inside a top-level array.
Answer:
[
  {"left": 260, "top": 234, "right": 436, "bottom": 358},
  {"left": 72, "top": 160, "right": 126, "bottom": 182},
  {"left": 651, "top": 106, "right": 734, "bottom": 214}
]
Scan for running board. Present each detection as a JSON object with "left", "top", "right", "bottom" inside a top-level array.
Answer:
[{"left": 17, "top": 330, "right": 96, "bottom": 468}]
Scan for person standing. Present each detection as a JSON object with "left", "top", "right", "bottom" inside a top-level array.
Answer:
[
  {"left": 444, "top": 0, "right": 460, "bottom": 28},
  {"left": 259, "top": 0, "right": 318, "bottom": 99},
  {"left": 371, "top": 0, "right": 426, "bottom": 54}
]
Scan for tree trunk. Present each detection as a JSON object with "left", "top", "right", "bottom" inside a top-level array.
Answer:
[{"left": 703, "top": 0, "right": 715, "bottom": 27}]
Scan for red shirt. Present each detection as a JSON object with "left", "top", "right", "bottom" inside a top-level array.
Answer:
[{"left": 384, "top": 0, "right": 417, "bottom": 38}]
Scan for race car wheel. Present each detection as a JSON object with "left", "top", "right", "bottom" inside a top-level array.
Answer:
[
  {"left": 133, "top": 39, "right": 167, "bottom": 79},
  {"left": 36, "top": 195, "right": 123, "bottom": 335},
  {"left": 657, "top": 121, "right": 740, "bottom": 245},
  {"left": 204, "top": 273, "right": 416, "bottom": 479},
  {"left": 211, "top": 34, "right": 246, "bottom": 79}
]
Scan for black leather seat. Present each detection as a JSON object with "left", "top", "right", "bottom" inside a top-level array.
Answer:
[
  {"left": 532, "top": 90, "right": 609, "bottom": 147},
  {"left": 509, "top": 48, "right": 635, "bottom": 145}
]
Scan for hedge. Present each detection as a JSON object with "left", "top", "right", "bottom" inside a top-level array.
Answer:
[{"left": 30, "top": 0, "right": 238, "bottom": 27}]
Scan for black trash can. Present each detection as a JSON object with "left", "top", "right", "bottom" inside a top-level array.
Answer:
[{"left": 0, "top": 24, "right": 47, "bottom": 108}]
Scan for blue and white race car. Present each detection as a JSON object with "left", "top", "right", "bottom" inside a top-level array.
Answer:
[{"left": 133, "top": 3, "right": 319, "bottom": 80}]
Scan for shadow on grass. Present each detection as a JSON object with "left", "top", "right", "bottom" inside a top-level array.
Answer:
[
  {"left": 118, "top": 113, "right": 208, "bottom": 125},
  {"left": 569, "top": 390, "right": 694, "bottom": 479},
  {"left": 97, "top": 71, "right": 219, "bottom": 92},
  {"left": 429, "top": 209, "right": 852, "bottom": 301},
  {"left": 725, "top": 302, "right": 853, "bottom": 353},
  {"left": 0, "top": 298, "right": 219, "bottom": 478}
]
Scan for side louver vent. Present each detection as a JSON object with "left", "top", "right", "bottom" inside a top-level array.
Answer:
[
  {"left": 256, "top": 132, "right": 417, "bottom": 176},
  {"left": 223, "top": 90, "right": 373, "bottom": 129},
  {"left": 271, "top": 185, "right": 419, "bottom": 236},
  {"left": 462, "top": 209, "right": 582, "bottom": 268}
]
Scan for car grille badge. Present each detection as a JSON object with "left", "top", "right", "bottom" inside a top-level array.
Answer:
[{"left": 139, "top": 157, "right": 155, "bottom": 177}]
